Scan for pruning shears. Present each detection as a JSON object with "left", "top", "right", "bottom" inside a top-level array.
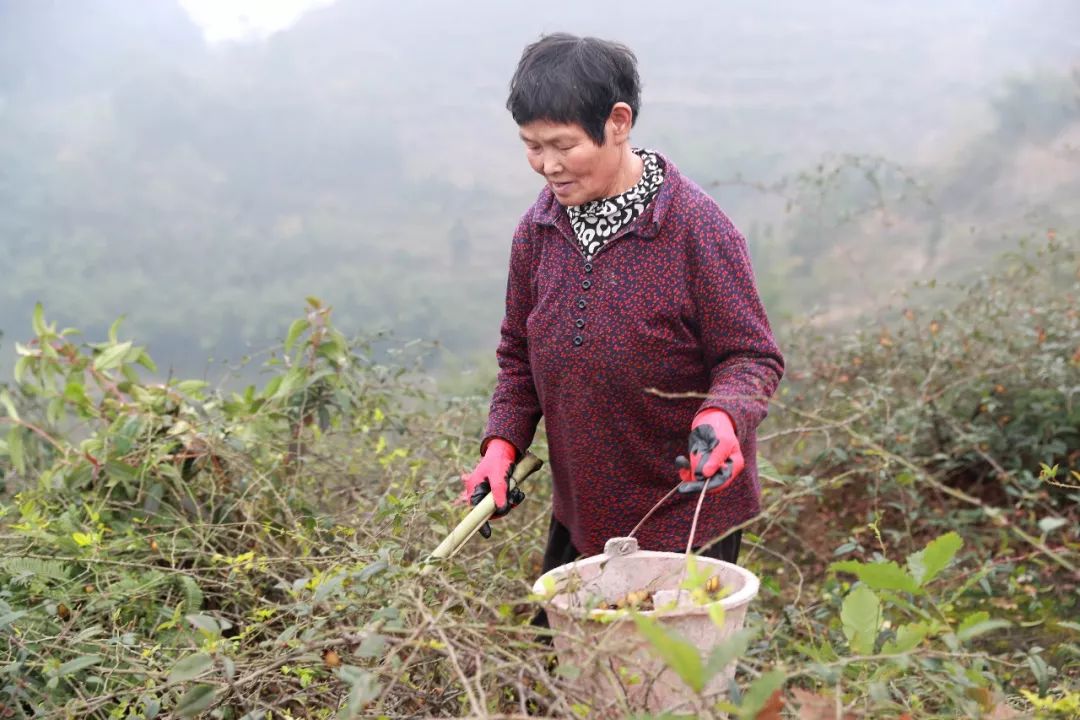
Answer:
[
  {"left": 674, "top": 424, "right": 735, "bottom": 494},
  {"left": 424, "top": 453, "right": 544, "bottom": 570}
]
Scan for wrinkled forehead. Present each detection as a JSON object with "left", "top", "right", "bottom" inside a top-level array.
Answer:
[{"left": 518, "top": 119, "right": 593, "bottom": 144}]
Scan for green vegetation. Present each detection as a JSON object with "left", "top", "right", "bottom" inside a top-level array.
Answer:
[{"left": 1, "top": 240, "right": 1076, "bottom": 718}]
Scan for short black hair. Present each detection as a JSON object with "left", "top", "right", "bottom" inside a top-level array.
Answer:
[{"left": 507, "top": 33, "right": 641, "bottom": 145}]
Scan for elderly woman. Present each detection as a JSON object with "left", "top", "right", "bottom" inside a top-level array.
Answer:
[{"left": 462, "top": 33, "right": 784, "bottom": 586}]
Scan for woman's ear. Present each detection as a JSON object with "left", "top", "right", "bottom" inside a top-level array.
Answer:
[{"left": 607, "top": 102, "right": 634, "bottom": 143}]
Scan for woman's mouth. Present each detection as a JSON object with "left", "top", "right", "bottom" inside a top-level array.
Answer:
[{"left": 550, "top": 180, "right": 573, "bottom": 194}]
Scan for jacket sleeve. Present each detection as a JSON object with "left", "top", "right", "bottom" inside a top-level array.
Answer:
[
  {"left": 690, "top": 210, "right": 784, "bottom": 448},
  {"left": 482, "top": 216, "right": 543, "bottom": 457}
]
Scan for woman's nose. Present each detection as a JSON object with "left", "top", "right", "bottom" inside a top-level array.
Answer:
[{"left": 542, "top": 151, "right": 562, "bottom": 177}]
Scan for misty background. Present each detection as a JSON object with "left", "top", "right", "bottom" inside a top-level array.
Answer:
[{"left": 1, "top": 0, "right": 1078, "bottom": 382}]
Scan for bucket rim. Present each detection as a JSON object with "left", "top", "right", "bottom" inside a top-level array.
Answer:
[{"left": 532, "top": 549, "right": 760, "bottom": 619}]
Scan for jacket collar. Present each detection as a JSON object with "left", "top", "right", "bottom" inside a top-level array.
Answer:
[{"left": 530, "top": 151, "right": 681, "bottom": 242}]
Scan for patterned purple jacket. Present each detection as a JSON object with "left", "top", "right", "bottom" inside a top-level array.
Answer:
[{"left": 484, "top": 154, "right": 784, "bottom": 556}]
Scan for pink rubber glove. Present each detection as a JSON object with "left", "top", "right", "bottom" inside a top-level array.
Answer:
[
  {"left": 459, "top": 437, "right": 517, "bottom": 512},
  {"left": 677, "top": 409, "right": 744, "bottom": 493}
]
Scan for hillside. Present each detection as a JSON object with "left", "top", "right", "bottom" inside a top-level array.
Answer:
[{"left": 1, "top": 0, "right": 1078, "bottom": 377}]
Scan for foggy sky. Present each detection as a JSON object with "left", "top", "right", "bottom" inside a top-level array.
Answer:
[{"left": 1, "top": 0, "right": 1077, "bottom": 377}]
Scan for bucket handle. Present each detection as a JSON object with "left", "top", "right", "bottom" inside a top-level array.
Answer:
[
  {"left": 614, "top": 480, "right": 718, "bottom": 608},
  {"left": 625, "top": 478, "right": 716, "bottom": 557}
]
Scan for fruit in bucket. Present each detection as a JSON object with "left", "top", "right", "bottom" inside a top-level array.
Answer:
[
  {"left": 598, "top": 575, "right": 725, "bottom": 614},
  {"left": 603, "top": 589, "right": 655, "bottom": 611}
]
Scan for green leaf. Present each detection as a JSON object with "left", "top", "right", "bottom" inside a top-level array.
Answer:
[
  {"left": 957, "top": 618, "right": 1012, "bottom": 642},
  {"left": 169, "top": 653, "right": 214, "bottom": 683},
  {"left": 554, "top": 663, "right": 581, "bottom": 681},
  {"left": 6, "top": 428, "right": 25, "bottom": 474},
  {"left": 703, "top": 628, "right": 755, "bottom": 681},
  {"left": 175, "top": 684, "right": 217, "bottom": 717},
  {"left": 64, "top": 381, "right": 89, "bottom": 406},
  {"left": 176, "top": 380, "right": 208, "bottom": 395},
  {"left": 883, "top": 621, "right": 930, "bottom": 653},
  {"left": 271, "top": 367, "right": 306, "bottom": 401},
  {"left": 830, "top": 560, "right": 920, "bottom": 593},
  {"left": 1037, "top": 516, "right": 1067, "bottom": 533},
  {"left": 0, "top": 610, "right": 28, "bottom": 629},
  {"left": 32, "top": 303, "right": 46, "bottom": 336},
  {"left": 141, "top": 695, "right": 161, "bottom": 720},
  {"left": 285, "top": 319, "right": 310, "bottom": 352},
  {"left": 178, "top": 576, "right": 203, "bottom": 611},
  {"left": 755, "top": 453, "right": 782, "bottom": 484},
  {"left": 632, "top": 613, "right": 705, "bottom": 693},
  {"left": 957, "top": 611, "right": 989, "bottom": 636},
  {"left": 185, "top": 614, "right": 221, "bottom": 638},
  {"left": 0, "top": 390, "right": 20, "bottom": 421},
  {"left": 840, "top": 584, "right": 880, "bottom": 654},
  {"left": 13, "top": 356, "right": 30, "bottom": 384},
  {"left": 135, "top": 350, "right": 158, "bottom": 373},
  {"left": 56, "top": 654, "right": 103, "bottom": 677},
  {"left": 313, "top": 574, "right": 345, "bottom": 603},
  {"left": 707, "top": 602, "right": 726, "bottom": 627},
  {"left": 108, "top": 316, "right": 124, "bottom": 344},
  {"left": 356, "top": 560, "right": 388, "bottom": 583},
  {"left": 121, "top": 364, "right": 140, "bottom": 384},
  {"left": 357, "top": 634, "right": 387, "bottom": 658},
  {"left": 2, "top": 557, "right": 69, "bottom": 581},
  {"left": 46, "top": 397, "right": 64, "bottom": 426},
  {"left": 262, "top": 376, "right": 283, "bottom": 400},
  {"left": 71, "top": 532, "right": 96, "bottom": 547},
  {"left": 791, "top": 640, "right": 838, "bottom": 663},
  {"left": 93, "top": 341, "right": 133, "bottom": 372},
  {"left": 337, "top": 666, "right": 381, "bottom": 718},
  {"left": 907, "top": 531, "right": 963, "bottom": 586},
  {"left": 1027, "top": 654, "right": 1050, "bottom": 695}
]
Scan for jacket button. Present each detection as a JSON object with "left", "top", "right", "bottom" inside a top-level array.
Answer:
[
  {"left": 577, "top": 299, "right": 587, "bottom": 309},
  {"left": 582, "top": 280, "right": 592, "bottom": 290},
  {"left": 584, "top": 263, "right": 593, "bottom": 273},
  {"left": 573, "top": 335, "right": 584, "bottom": 346},
  {"left": 575, "top": 318, "right": 585, "bottom": 328}
]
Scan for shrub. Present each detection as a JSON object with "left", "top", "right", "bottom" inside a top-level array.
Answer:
[{"left": 1, "top": 242, "right": 1076, "bottom": 718}]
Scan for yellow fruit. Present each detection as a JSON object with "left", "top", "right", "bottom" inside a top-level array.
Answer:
[{"left": 322, "top": 648, "right": 342, "bottom": 668}]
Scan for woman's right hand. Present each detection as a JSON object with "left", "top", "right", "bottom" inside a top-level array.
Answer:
[{"left": 459, "top": 438, "right": 517, "bottom": 513}]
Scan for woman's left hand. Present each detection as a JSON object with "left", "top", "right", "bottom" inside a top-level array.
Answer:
[{"left": 678, "top": 409, "right": 744, "bottom": 492}]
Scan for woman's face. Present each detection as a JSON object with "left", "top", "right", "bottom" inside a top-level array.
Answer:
[{"left": 518, "top": 118, "right": 625, "bottom": 207}]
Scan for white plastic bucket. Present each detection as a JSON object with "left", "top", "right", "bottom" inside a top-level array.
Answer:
[{"left": 532, "top": 536, "right": 760, "bottom": 716}]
